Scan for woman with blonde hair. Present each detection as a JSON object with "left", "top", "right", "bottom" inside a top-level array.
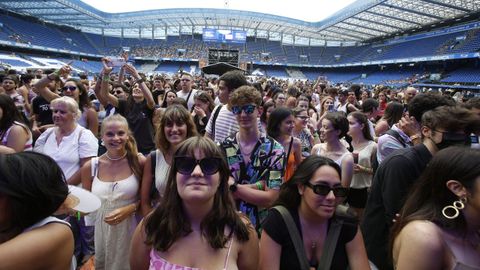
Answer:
[
  {"left": 33, "top": 96, "right": 98, "bottom": 266},
  {"left": 81, "top": 114, "right": 145, "bottom": 270},
  {"left": 140, "top": 105, "right": 197, "bottom": 216}
]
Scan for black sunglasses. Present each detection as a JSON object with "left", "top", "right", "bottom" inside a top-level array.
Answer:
[
  {"left": 231, "top": 104, "right": 256, "bottom": 115},
  {"left": 304, "top": 182, "right": 348, "bottom": 197},
  {"left": 62, "top": 86, "right": 77, "bottom": 92},
  {"left": 175, "top": 156, "right": 221, "bottom": 175}
]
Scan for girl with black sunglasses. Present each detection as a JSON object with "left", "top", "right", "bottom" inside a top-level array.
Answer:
[
  {"left": 130, "top": 136, "right": 259, "bottom": 270},
  {"left": 259, "top": 155, "right": 370, "bottom": 270}
]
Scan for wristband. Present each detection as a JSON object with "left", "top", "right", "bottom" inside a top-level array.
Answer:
[
  {"left": 135, "top": 77, "right": 145, "bottom": 84},
  {"left": 102, "top": 74, "right": 110, "bottom": 81},
  {"left": 255, "top": 181, "right": 264, "bottom": 190}
]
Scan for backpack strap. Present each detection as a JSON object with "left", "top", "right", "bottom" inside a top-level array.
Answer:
[
  {"left": 149, "top": 150, "right": 158, "bottom": 201},
  {"left": 386, "top": 129, "right": 410, "bottom": 148},
  {"left": 211, "top": 104, "right": 223, "bottom": 139},
  {"left": 317, "top": 218, "right": 343, "bottom": 270},
  {"left": 272, "top": 206, "right": 310, "bottom": 270}
]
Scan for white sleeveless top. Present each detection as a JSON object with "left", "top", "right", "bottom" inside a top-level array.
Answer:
[{"left": 154, "top": 150, "right": 171, "bottom": 197}]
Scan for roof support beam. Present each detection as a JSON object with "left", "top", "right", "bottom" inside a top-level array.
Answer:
[
  {"left": 419, "top": 0, "right": 470, "bottom": 13},
  {"left": 329, "top": 25, "right": 376, "bottom": 37},
  {"left": 380, "top": 3, "right": 443, "bottom": 20},
  {"left": 322, "top": 29, "right": 366, "bottom": 41},
  {"left": 353, "top": 16, "right": 403, "bottom": 30},
  {"left": 364, "top": 10, "right": 422, "bottom": 26},
  {"left": 341, "top": 21, "right": 390, "bottom": 34}
]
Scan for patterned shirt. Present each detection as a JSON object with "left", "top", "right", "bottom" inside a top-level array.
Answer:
[{"left": 220, "top": 134, "right": 285, "bottom": 229}]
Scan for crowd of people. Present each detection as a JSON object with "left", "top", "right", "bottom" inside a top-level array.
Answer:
[{"left": 1, "top": 59, "right": 480, "bottom": 270}]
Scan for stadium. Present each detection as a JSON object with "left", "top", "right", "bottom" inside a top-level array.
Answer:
[{"left": 0, "top": 0, "right": 479, "bottom": 91}]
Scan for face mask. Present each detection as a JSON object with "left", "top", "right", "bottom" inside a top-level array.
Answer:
[{"left": 435, "top": 131, "right": 471, "bottom": 150}]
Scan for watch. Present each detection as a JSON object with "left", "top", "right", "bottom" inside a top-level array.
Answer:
[{"left": 229, "top": 182, "right": 238, "bottom": 193}]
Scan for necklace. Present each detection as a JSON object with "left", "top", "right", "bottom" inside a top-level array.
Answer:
[{"left": 105, "top": 152, "right": 127, "bottom": 161}]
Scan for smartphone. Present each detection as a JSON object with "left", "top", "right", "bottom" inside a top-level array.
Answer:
[
  {"left": 328, "top": 104, "right": 335, "bottom": 112},
  {"left": 107, "top": 57, "right": 126, "bottom": 68}
]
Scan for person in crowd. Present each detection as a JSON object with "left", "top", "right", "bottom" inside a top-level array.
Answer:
[
  {"left": 337, "top": 89, "right": 358, "bottom": 114},
  {"left": 31, "top": 73, "right": 60, "bottom": 137},
  {"left": 35, "top": 66, "right": 99, "bottom": 136},
  {"left": 292, "top": 107, "right": 319, "bottom": 158},
  {"left": 273, "top": 91, "right": 286, "bottom": 108},
  {"left": 359, "top": 90, "right": 370, "bottom": 106},
  {"left": 376, "top": 91, "right": 388, "bottom": 116},
  {"left": 220, "top": 85, "right": 285, "bottom": 231},
  {"left": 362, "top": 105, "right": 480, "bottom": 270},
  {"left": 374, "top": 101, "right": 404, "bottom": 137},
  {"left": 267, "top": 107, "right": 302, "bottom": 182},
  {"left": 360, "top": 98, "right": 379, "bottom": 140},
  {"left": 311, "top": 112, "right": 353, "bottom": 188},
  {"left": 403, "top": 87, "right": 417, "bottom": 105},
  {"left": 317, "top": 96, "right": 335, "bottom": 125},
  {"left": 176, "top": 73, "right": 197, "bottom": 111},
  {"left": 2, "top": 75, "right": 28, "bottom": 121},
  {"left": 260, "top": 100, "right": 275, "bottom": 132},
  {"left": 376, "top": 93, "right": 454, "bottom": 164},
  {"left": 17, "top": 73, "right": 35, "bottom": 115},
  {"left": 259, "top": 155, "right": 370, "bottom": 270},
  {"left": 205, "top": 87, "right": 215, "bottom": 101},
  {"left": 0, "top": 94, "right": 32, "bottom": 153},
  {"left": 140, "top": 105, "right": 197, "bottom": 216},
  {"left": 81, "top": 114, "right": 145, "bottom": 270},
  {"left": 391, "top": 147, "right": 480, "bottom": 269},
  {"left": 33, "top": 96, "right": 98, "bottom": 266},
  {"left": 151, "top": 76, "right": 165, "bottom": 105},
  {"left": 205, "top": 70, "right": 249, "bottom": 142},
  {"left": 130, "top": 136, "right": 259, "bottom": 270},
  {"left": 192, "top": 91, "right": 215, "bottom": 135},
  {"left": 347, "top": 112, "right": 376, "bottom": 219},
  {"left": 0, "top": 152, "right": 74, "bottom": 270},
  {"left": 96, "top": 60, "right": 156, "bottom": 155},
  {"left": 160, "top": 89, "right": 177, "bottom": 109}
]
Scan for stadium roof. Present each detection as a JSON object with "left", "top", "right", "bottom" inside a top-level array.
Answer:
[{"left": 1, "top": 0, "right": 479, "bottom": 43}]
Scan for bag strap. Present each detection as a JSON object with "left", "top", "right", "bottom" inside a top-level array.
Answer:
[
  {"left": 273, "top": 206, "right": 310, "bottom": 270},
  {"left": 317, "top": 219, "right": 344, "bottom": 270},
  {"left": 211, "top": 104, "right": 223, "bottom": 139},
  {"left": 386, "top": 129, "right": 409, "bottom": 148},
  {"left": 149, "top": 150, "right": 158, "bottom": 200}
]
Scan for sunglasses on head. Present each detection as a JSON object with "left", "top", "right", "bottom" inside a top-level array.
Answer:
[
  {"left": 231, "top": 104, "right": 256, "bottom": 115},
  {"left": 62, "top": 86, "right": 77, "bottom": 92},
  {"left": 304, "top": 182, "right": 348, "bottom": 197},
  {"left": 175, "top": 156, "right": 221, "bottom": 175}
]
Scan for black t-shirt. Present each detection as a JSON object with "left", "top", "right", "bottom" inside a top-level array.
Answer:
[
  {"left": 194, "top": 114, "right": 209, "bottom": 135},
  {"left": 152, "top": 89, "right": 165, "bottom": 105},
  {"left": 117, "top": 99, "right": 155, "bottom": 154},
  {"left": 32, "top": 95, "right": 53, "bottom": 126},
  {"left": 361, "top": 144, "right": 432, "bottom": 270},
  {"left": 262, "top": 206, "right": 357, "bottom": 270}
]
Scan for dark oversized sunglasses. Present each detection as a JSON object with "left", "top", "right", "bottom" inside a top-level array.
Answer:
[
  {"left": 231, "top": 104, "right": 256, "bottom": 115},
  {"left": 304, "top": 182, "right": 349, "bottom": 197},
  {"left": 62, "top": 86, "right": 77, "bottom": 92},
  {"left": 175, "top": 156, "right": 221, "bottom": 175}
]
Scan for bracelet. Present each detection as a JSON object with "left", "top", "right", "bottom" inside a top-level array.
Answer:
[
  {"left": 255, "top": 181, "right": 264, "bottom": 190},
  {"left": 135, "top": 77, "right": 145, "bottom": 84},
  {"left": 102, "top": 74, "right": 110, "bottom": 81}
]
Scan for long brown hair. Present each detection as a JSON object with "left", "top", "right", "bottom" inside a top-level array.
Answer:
[
  {"left": 144, "top": 136, "right": 251, "bottom": 251},
  {"left": 390, "top": 147, "right": 480, "bottom": 254},
  {"left": 101, "top": 114, "right": 142, "bottom": 179},
  {"left": 155, "top": 105, "right": 197, "bottom": 153}
]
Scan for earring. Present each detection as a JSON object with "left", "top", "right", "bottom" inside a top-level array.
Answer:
[{"left": 442, "top": 197, "right": 467, "bottom": 219}]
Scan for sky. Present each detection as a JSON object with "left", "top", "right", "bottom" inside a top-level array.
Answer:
[{"left": 80, "top": 0, "right": 358, "bottom": 22}]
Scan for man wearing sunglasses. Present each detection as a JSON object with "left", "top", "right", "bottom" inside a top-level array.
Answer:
[
  {"left": 176, "top": 72, "right": 197, "bottom": 111},
  {"left": 220, "top": 86, "right": 285, "bottom": 232},
  {"left": 362, "top": 105, "right": 480, "bottom": 270}
]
